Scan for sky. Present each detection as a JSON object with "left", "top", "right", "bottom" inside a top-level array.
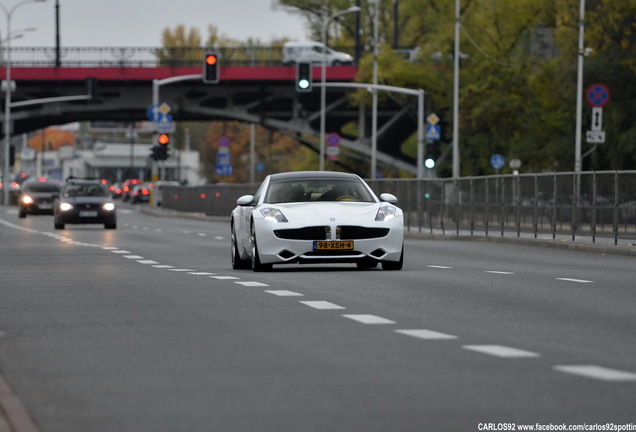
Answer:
[{"left": 5, "top": 0, "right": 310, "bottom": 47}]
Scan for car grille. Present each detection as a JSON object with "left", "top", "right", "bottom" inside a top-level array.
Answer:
[
  {"left": 339, "top": 226, "right": 389, "bottom": 239},
  {"left": 274, "top": 226, "right": 328, "bottom": 240},
  {"left": 274, "top": 225, "right": 389, "bottom": 240}
]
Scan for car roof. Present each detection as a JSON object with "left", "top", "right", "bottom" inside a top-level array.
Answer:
[{"left": 268, "top": 171, "right": 361, "bottom": 182}]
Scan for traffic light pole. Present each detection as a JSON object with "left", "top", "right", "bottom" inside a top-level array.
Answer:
[{"left": 315, "top": 82, "right": 425, "bottom": 179}]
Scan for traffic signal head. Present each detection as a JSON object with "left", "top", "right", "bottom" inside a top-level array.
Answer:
[
  {"left": 203, "top": 52, "right": 220, "bottom": 83},
  {"left": 296, "top": 62, "right": 312, "bottom": 92},
  {"left": 155, "top": 134, "right": 170, "bottom": 160},
  {"left": 158, "top": 133, "right": 170, "bottom": 146}
]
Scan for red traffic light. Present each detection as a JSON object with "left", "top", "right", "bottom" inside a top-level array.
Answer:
[
  {"left": 205, "top": 54, "right": 218, "bottom": 66},
  {"left": 158, "top": 134, "right": 170, "bottom": 145}
]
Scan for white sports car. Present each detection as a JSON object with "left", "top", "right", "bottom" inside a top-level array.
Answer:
[{"left": 231, "top": 171, "right": 404, "bottom": 271}]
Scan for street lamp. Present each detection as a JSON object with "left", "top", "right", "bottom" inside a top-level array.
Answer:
[
  {"left": 319, "top": 5, "right": 360, "bottom": 171},
  {"left": 1, "top": 0, "right": 46, "bottom": 205}
]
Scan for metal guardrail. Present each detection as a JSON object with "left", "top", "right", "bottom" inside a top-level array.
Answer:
[
  {"left": 160, "top": 171, "right": 636, "bottom": 244},
  {"left": 2, "top": 46, "right": 358, "bottom": 68}
]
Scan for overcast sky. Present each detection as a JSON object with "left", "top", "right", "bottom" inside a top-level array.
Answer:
[{"left": 5, "top": 0, "right": 309, "bottom": 47}]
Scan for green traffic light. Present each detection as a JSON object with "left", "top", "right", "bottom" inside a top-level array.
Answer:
[
  {"left": 425, "top": 158, "right": 435, "bottom": 169},
  {"left": 298, "top": 79, "right": 310, "bottom": 89}
]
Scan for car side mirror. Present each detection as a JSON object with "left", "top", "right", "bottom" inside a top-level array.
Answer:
[
  {"left": 237, "top": 195, "right": 255, "bottom": 206},
  {"left": 380, "top": 193, "right": 398, "bottom": 204}
]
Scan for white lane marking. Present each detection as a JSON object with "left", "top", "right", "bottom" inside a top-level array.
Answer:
[
  {"left": 111, "top": 250, "right": 131, "bottom": 254},
  {"left": 188, "top": 272, "right": 216, "bottom": 276},
  {"left": 553, "top": 365, "right": 636, "bottom": 382},
  {"left": 486, "top": 270, "right": 516, "bottom": 275},
  {"left": 395, "top": 329, "right": 458, "bottom": 340},
  {"left": 300, "top": 301, "right": 345, "bottom": 310},
  {"left": 168, "top": 268, "right": 195, "bottom": 272},
  {"left": 214, "top": 236, "right": 225, "bottom": 240},
  {"left": 137, "top": 260, "right": 159, "bottom": 265},
  {"left": 428, "top": 265, "right": 453, "bottom": 269},
  {"left": 197, "top": 233, "right": 207, "bottom": 237},
  {"left": 265, "top": 290, "right": 304, "bottom": 297},
  {"left": 124, "top": 255, "right": 144, "bottom": 259},
  {"left": 102, "top": 247, "right": 118, "bottom": 250},
  {"left": 210, "top": 275, "right": 239, "bottom": 280},
  {"left": 234, "top": 281, "right": 269, "bottom": 287},
  {"left": 463, "top": 345, "right": 540, "bottom": 358},
  {"left": 153, "top": 265, "right": 175, "bottom": 269},
  {"left": 343, "top": 314, "right": 396, "bottom": 325},
  {"left": 556, "top": 278, "right": 594, "bottom": 283}
]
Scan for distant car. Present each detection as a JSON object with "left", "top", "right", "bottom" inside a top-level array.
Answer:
[
  {"left": 282, "top": 41, "right": 354, "bottom": 66},
  {"left": 121, "top": 179, "right": 144, "bottom": 202},
  {"left": 110, "top": 182, "right": 123, "bottom": 199},
  {"left": 131, "top": 183, "right": 153, "bottom": 204},
  {"left": 231, "top": 171, "right": 404, "bottom": 271},
  {"left": 18, "top": 178, "right": 61, "bottom": 218},
  {"left": 54, "top": 178, "right": 116, "bottom": 230}
]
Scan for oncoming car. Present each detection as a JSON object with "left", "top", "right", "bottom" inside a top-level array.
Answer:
[
  {"left": 18, "top": 178, "right": 60, "bottom": 218},
  {"left": 54, "top": 178, "right": 117, "bottom": 230},
  {"left": 231, "top": 171, "right": 404, "bottom": 272}
]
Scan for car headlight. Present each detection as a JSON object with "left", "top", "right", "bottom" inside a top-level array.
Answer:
[
  {"left": 59, "top": 202, "right": 74, "bottom": 212},
  {"left": 21, "top": 195, "right": 34, "bottom": 205},
  {"left": 375, "top": 204, "right": 397, "bottom": 222},
  {"left": 260, "top": 207, "right": 288, "bottom": 223},
  {"left": 102, "top": 202, "right": 116, "bottom": 211}
]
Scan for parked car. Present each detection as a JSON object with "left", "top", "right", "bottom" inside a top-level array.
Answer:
[
  {"left": 231, "top": 171, "right": 404, "bottom": 271},
  {"left": 54, "top": 178, "right": 116, "bottom": 230},
  {"left": 18, "top": 178, "right": 61, "bottom": 218},
  {"left": 282, "top": 41, "right": 354, "bottom": 66}
]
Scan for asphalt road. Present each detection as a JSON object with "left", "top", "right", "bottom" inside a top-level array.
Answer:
[{"left": 1, "top": 205, "right": 635, "bottom": 432}]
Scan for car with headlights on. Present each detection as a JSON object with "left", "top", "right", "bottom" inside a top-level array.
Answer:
[
  {"left": 54, "top": 178, "right": 116, "bottom": 230},
  {"left": 231, "top": 171, "right": 404, "bottom": 271},
  {"left": 18, "top": 178, "right": 61, "bottom": 218}
]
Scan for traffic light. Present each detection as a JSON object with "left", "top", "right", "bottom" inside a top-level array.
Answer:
[
  {"left": 295, "top": 62, "right": 312, "bottom": 92},
  {"left": 156, "top": 134, "right": 170, "bottom": 160},
  {"left": 203, "top": 52, "right": 220, "bottom": 83},
  {"left": 425, "top": 142, "right": 440, "bottom": 169}
]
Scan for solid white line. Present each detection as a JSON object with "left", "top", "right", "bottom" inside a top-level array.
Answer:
[
  {"left": 553, "top": 365, "right": 636, "bottom": 382},
  {"left": 556, "top": 277, "right": 594, "bottom": 283},
  {"left": 462, "top": 344, "right": 540, "bottom": 358},
  {"left": 485, "top": 270, "right": 516, "bottom": 275},
  {"left": 234, "top": 281, "right": 269, "bottom": 287},
  {"left": 428, "top": 265, "right": 453, "bottom": 269},
  {"left": 264, "top": 290, "right": 304, "bottom": 297},
  {"left": 300, "top": 301, "right": 345, "bottom": 310},
  {"left": 137, "top": 260, "right": 159, "bottom": 265},
  {"left": 395, "top": 329, "right": 458, "bottom": 340},
  {"left": 342, "top": 314, "right": 396, "bottom": 325},
  {"left": 210, "top": 275, "right": 239, "bottom": 280}
]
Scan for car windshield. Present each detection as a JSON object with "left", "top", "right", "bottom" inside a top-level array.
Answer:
[
  {"left": 64, "top": 184, "right": 109, "bottom": 197},
  {"left": 24, "top": 183, "right": 59, "bottom": 193},
  {"left": 265, "top": 177, "right": 375, "bottom": 203}
]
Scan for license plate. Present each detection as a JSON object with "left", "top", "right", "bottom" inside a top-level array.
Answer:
[
  {"left": 79, "top": 211, "right": 98, "bottom": 217},
  {"left": 313, "top": 240, "right": 354, "bottom": 250},
  {"left": 37, "top": 203, "right": 52, "bottom": 209}
]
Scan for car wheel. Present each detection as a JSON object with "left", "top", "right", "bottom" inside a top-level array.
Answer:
[
  {"left": 251, "top": 223, "right": 271, "bottom": 272},
  {"left": 231, "top": 223, "right": 251, "bottom": 270},
  {"left": 381, "top": 246, "right": 403, "bottom": 271},
  {"left": 54, "top": 221, "right": 64, "bottom": 230},
  {"left": 105, "top": 223, "right": 117, "bottom": 230},
  {"left": 18, "top": 211, "right": 26, "bottom": 218}
]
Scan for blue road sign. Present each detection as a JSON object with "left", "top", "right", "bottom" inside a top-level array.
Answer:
[
  {"left": 490, "top": 154, "right": 505, "bottom": 170},
  {"left": 426, "top": 125, "right": 441, "bottom": 141},
  {"left": 586, "top": 84, "right": 610, "bottom": 107}
]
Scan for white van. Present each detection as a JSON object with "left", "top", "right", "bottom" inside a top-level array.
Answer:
[{"left": 282, "top": 41, "right": 354, "bottom": 66}]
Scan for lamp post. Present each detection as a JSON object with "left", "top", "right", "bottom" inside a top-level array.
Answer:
[
  {"left": 319, "top": 5, "right": 360, "bottom": 171},
  {"left": 1, "top": 0, "right": 46, "bottom": 205}
]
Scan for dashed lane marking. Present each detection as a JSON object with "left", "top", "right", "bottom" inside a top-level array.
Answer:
[
  {"left": 152, "top": 265, "right": 175, "bottom": 269},
  {"left": 300, "top": 301, "right": 346, "bottom": 310},
  {"left": 137, "top": 260, "right": 160, "bottom": 265},
  {"left": 188, "top": 272, "right": 216, "bottom": 276},
  {"left": 210, "top": 275, "right": 239, "bottom": 280},
  {"left": 463, "top": 344, "right": 540, "bottom": 358},
  {"left": 556, "top": 277, "right": 594, "bottom": 283},
  {"left": 124, "top": 255, "right": 144, "bottom": 259},
  {"left": 234, "top": 281, "right": 269, "bottom": 287},
  {"left": 428, "top": 265, "right": 453, "bottom": 269},
  {"left": 342, "top": 314, "right": 396, "bottom": 325},
  {"left": 264, "top": 290, "right": 304, "bottom": 296},
  {"left": 486, "top": 270, "right": 516, "bottom": 275},
  {"left": 395, "top": 329, "right": 458, "bottom": 340},
  {"left": 168, "top": 268, "right": 195, "bottom": 272},
  {"left": 553, "top": 365, "right": 636, "bottom": 382}
]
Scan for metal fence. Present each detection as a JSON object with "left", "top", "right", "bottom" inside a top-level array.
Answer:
[
  {"left": 161, "top": 171, "right": 636, "bottom": 243},
  {"left": 3, "top": 46, "right": 357, "bottom": 68}
]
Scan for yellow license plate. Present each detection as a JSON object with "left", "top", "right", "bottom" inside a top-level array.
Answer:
[{"left": 313, "top": 240, "right": 354, "bottom": 250}]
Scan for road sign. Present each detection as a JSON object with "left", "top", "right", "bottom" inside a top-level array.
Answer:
[
  {"left": 591, "top": 107, "right": 603, "bottom": 131},
  {"left": 586, "top": 84, "right": 610, "bottom": 107},
  {"left": 156, "top": 113, "right": 173, "bottom": 131},
  {"left": 426, "top": 113, "right": 440, "bottom": 125},
  {"left": 425, "top": 125, "right": 441, "bottom": 141},
  {"left": 586, "top": 130, "right": 605, "bottom": 144},
  {"left": 490, "top": 154, "right": 505, "bottom": 170},
  {"left": 326, "top": 132, "right": 341, "bottom": 147}
]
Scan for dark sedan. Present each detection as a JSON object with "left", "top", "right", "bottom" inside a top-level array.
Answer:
[
  {"left": 54, "top": 178, "right": 117, "bottom": 230},
  {"left": 18, "top": 178, "right": 61, "bottom": 218}
]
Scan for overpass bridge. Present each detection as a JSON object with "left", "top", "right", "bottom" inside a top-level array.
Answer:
[{"left": 2, "top": 46, "right": 420, "bottom": 174}]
